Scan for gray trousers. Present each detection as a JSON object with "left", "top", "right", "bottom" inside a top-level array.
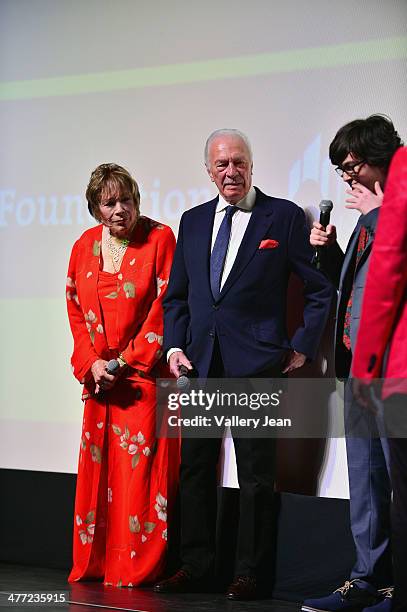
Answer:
[{"left": 344, "top": 378, "right": 392, "bottom": 588}]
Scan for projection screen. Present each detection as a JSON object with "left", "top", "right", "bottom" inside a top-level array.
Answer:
[{"left": 0, "top": 0, "right": 406, "bottom": 498}]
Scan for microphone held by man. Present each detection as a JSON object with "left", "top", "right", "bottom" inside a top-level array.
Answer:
[{"left": 313, "top": 199, "right": 334, "bottom": 270}]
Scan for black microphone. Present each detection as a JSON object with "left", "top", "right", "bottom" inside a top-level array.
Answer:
[
  {"left": 176, "top": 365, "right": 191, "bottom": 390},
  {"left": 319, "top": 199, "right": 333, "bottom": 227},
  {"left": 314, "top": 199, "right": 333, "bottom": 270}
]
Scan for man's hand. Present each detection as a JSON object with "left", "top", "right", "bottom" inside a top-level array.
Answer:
[
  {"left": 352, "top": 377, "right": 382, "bottom": 414},
  {"left": 282, "top": 350, "right": 307, "bottom": 374},
  {"left": 169, "top": 350, "right": 193, "bottom": 378},
  {"left": 310, "top": 221, "right": 337, "bottom": 248},
  {"left": 345, "top": 181, "right": 383, "bottom": 214},
  {"left": 91, "top": 359, "right": 117, "bottom": 394}
]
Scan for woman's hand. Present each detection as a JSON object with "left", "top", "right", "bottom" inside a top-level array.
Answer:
[{"left": 91, "top": 359, "right": 117, "bottom": 394}]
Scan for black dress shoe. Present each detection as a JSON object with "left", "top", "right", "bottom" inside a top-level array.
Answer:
[
  {"left": 226, "top": 575, "right": 258, "bottom": 600},
  {"left": 153, "top": 569, "right": 209, "bottom": 593}
]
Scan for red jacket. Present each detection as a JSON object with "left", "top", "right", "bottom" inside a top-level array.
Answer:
[
  {"left": 352, "top": 147, "right": 407, "bottom": 398},
  {"left": 66, "top": 217, "right": 175, "bottom": 397}
]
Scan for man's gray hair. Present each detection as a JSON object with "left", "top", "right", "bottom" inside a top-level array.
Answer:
[{"left": 204, "top": 129, "right": 253, "bottom": 166}]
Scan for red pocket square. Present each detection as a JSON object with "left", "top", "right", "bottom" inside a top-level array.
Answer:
[{"left": 259, "top": 239, "right": 279, "bottom": 249}]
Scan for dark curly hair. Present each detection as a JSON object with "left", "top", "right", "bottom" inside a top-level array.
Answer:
[{"left": 329, "top": 114, "right": 403, "bottom": 172}]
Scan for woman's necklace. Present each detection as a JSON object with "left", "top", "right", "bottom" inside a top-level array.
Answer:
[{"left": 105, "top": 230, "right": 129, "bottom": 273}]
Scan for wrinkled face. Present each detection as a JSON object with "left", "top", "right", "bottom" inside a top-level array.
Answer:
[
  {"left": 98, "top": 185, "right": 138, "bottom": 239},
  {"left": 340, "top": 152, "right": 387, "bottom": 192},
  {"left": 206, "top": 135, "right": 253, "bottom": 204}
]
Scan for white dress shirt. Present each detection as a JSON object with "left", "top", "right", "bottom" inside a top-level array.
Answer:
[
  {"left": 168, "top": 187, "right": 256, "bottom": 360},
  {"left": 212, "top": 186, "right": 256, "bottom": 289}
]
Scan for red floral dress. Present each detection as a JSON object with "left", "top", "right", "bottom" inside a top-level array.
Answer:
[{"left": 66, "top": 217, "right": 179, "bottom": 587}]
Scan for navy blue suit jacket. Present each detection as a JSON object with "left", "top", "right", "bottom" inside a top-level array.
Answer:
[{"left": 163, "top": 187, "right": 333, "bottom": 377}]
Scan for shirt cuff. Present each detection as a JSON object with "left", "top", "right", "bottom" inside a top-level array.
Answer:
[{"left": 167, "top": 347, "right": 183, "bottom": 362}]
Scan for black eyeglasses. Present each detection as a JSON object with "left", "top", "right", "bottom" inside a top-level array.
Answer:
[{"left": 335, "top": 160, "right": 367, "bottom": 178}]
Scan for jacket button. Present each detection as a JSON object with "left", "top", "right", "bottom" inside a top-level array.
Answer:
[
  {"left": 212, "top": 305, "right": 219, "bottom": 310},
  {"left": 209, "top": 331, "right": 215, "bottom": 338},
  {"left": 368, "top": 354, "right": 377, "bottom": 373}
]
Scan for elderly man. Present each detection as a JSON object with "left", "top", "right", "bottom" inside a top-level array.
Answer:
[{"left": 154, "top": 129, "right": 333, "bottom": 600}]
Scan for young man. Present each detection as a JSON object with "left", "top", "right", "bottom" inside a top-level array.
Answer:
[
  {"left": 352, "top": 147, "right": 407, "bottom": 612},
  {"left": 302, "top": 115, "right": 403, "bottom": 612}
]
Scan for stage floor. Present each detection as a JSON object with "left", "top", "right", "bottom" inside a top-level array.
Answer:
[{"left": 0, "top": 563, "right": 300, "bottom": 612}]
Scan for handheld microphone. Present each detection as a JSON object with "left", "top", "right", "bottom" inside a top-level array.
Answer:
[
  {"left": 96, "top": 359, "right": 120, "bottom": 396},
  {"left": 314, "top": 199, "right": 333, "bottom": 270},
  {"left": 176, "top": 365, "right": 191, "bottom": 390},
  {"left": 319, "top": 199, "right": 333, "bottom": 227},
  {"left": 106, "top": 359, "right": 120, "bottom": 375}
]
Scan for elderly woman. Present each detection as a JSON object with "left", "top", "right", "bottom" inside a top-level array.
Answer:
[{"left": 66, "top": 163, "right": 178, "bottom": 587}]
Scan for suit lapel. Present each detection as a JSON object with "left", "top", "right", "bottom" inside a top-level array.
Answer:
[
  {"left": 354, "top": 209, "right": 377, "bottom": 274},
  {"left": 340, "top": 208, "right": 378, "bottom": 287},
  {"left": 219, "top": 189, "right": 274, "bottom": 300},
  {"left": 339, "top": 221, "right": 361, "bottom": 290},
  {"left": 197, "top": 197, "right": 218, "bottom": 295},
  {"left": 355, "top": 232, "right": 373, "bottom": 275}
]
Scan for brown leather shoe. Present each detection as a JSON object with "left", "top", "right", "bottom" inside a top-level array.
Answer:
[
  {"left": 153, "top": 569, "right": 209, "bottom": 593},
  {"left": 226, "top": 575, "right": 257, "bottom": 600}
]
